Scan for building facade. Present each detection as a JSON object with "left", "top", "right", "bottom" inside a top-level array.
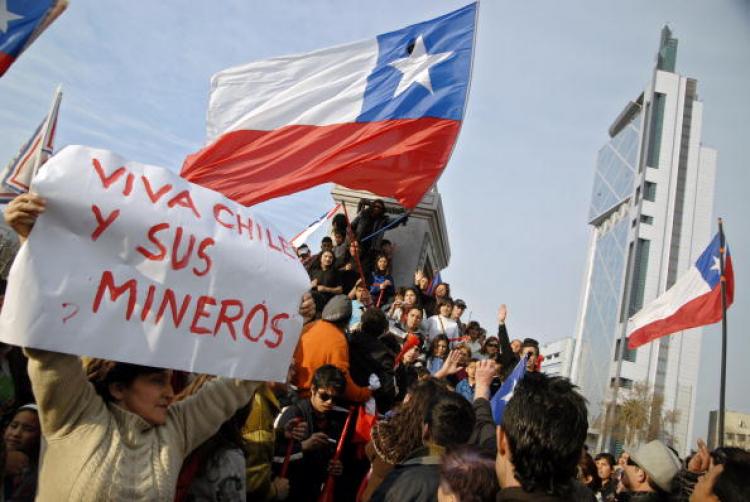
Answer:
[
  {"left": 539, "top": 337, "right": 575, "bottom": 379},
  {"left": 708, "top": 410, "right": 750, "bottom": 450},
  {"left": 571, "top": 27, "right": 717, "bottom": 455}
]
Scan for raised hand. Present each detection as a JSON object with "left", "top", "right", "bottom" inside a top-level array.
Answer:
[
  {"left": 474, "top": 359, "right": 496, "bottom": 400},
  {"left": 497, "top": 304, "right": 508, "bottom": 324},
  {"left": 688, "top": 438, "right": 711, "bottom": 473},
  {"left": 435, "top": 349, "right": 462, "bottom": 379}
]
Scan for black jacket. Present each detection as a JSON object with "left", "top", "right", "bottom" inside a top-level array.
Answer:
[
  {"left": 348, "top": 331, "right": 397, "bottom": 412},
  {"left": 469, "top": 397, "right": 497, "bottom": 456},
  {"left": 275, "top": 400, "right": 346, "bottom": 502},
  {"left": 370, "top": 447, "right": 440, "bottom": 502},
  {"left": 496, "top": 323, "right": 520, "bottom": 379}
]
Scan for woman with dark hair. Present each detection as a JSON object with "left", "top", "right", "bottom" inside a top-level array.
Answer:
[
  {"left": 477, "top": 337, "right": 500, "bottom": 361},
  {"left": 426, "top": 298, "right": 459, "bottom": 344},
  {"left": 437, "top": 446, "right": 499, "bottom": 502},
  {"left": 174, "top": 375, "right": 251, "bottom": 502},
  {"left": 577, "top": 451, "right": 601, "bottom": 498},
  {"left": 368, "top": 255, "right": 395, "bottom": 307},
  {"left": 361, "top": 379, "right": 448, "bottom": 501},
  {"left": 426, "top": 335, "right": 450, "bottom": 375},
  {"left": 310, "top": 250, "right": 343, "bottom": 303},
  {"left": 3, "top": 404, "right": 40, "bottom": 501}
]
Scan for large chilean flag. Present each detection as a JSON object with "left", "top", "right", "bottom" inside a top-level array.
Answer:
[
  {"left": 181, "top": 3, "right": 477, "bottom": 209},
  {"left": 627, "top": 233, "right": 735, "bottom": 350}
]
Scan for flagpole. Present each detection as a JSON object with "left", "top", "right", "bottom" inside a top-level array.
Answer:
[
  {"left": 717, "top": 218, "right": 728, "bottom": 447},
  {"left": 341, "top": 203, "right": 372, "bottom": 307},
  {"left": 31, "top": 85, "right": 63, "bottom": 182}
]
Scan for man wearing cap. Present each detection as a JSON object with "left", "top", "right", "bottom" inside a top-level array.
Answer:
[
  {"left": 622, "top": 440, "right": 681, "bottom": 501},
  {"left": 292, "top": 295, "right": 372, "bottom": 403},
  {"left": 451, "top": 298, "right": 468, "bottom": 337}
]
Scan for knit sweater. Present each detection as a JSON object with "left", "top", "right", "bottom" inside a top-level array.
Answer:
[{"left": 25, "top": 349, "right": 260, "bottom": 501}]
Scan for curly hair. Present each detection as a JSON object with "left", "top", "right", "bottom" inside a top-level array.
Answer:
[
  {"left": 85, "top": 359, "right": 166, "bottom": 403},
  {"left": 371, "top": 378, "right": 448, "bottom": 465}
]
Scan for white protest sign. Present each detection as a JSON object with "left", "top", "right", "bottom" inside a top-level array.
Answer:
[{"left": 0, "top": 146, "right": 311, "bottom": 382}]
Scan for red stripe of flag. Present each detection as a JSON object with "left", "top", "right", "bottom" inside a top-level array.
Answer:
[
  {"left": 181, "top": 117, "right": 460, "bottom": 209},
  {"left": 628, "top": 258, "right": 735, "bottom": 349}
]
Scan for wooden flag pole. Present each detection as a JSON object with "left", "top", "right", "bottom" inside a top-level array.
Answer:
[
  {"left": 717, "top": 218, "right": 728, "bottom": 447},
  {"left": 342, "top": 203, "right": 371, "bottom": 307}
]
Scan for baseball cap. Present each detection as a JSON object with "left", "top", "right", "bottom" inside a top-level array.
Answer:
[{"left": 628, "top": 440, "right": 681, "bottom": 492}]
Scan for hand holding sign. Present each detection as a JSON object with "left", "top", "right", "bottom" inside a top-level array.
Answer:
[
  {"left": 4, "top": 193, "right": 46, "bottom": 243},
  {"left": 0, "top": 146, "right": 311, "bottom": 382}
]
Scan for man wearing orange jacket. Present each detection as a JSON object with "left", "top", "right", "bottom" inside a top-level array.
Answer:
[{"left": 292, "top": 295, "right": 373, "bottom": 403}]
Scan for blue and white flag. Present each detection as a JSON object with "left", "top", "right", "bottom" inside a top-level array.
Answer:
[
  {"left": 491, "top": 355, "right": 527, "bottom": 425},
  {"left": 290, "top": 203, "right": 340, "bottom": 249}
]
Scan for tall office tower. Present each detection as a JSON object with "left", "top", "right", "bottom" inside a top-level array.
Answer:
[{"left": 571, "top": 27, "right": 717, "bottom": 454}]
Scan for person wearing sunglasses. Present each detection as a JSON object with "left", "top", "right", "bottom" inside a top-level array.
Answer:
[
  {"left": 478, "top": 337, "right": 500, "bottom": 361},
  {"left": 274, "top": 365, "right": 348, "bottom": 501}
]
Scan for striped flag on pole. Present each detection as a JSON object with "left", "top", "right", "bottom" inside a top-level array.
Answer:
[
  {"left": 290, "top": 203, "right": 341, "bottom": 249},
  {"left": 1, "top": 85, "right": 62, "bottom": 201}
]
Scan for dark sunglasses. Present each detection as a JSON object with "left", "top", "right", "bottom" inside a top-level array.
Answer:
[
  {"left": 317, "top": 391, "right": 336, "bottom": 403},
  {"left": 486, "top": 342, "right": 499, "bottom": 347}
]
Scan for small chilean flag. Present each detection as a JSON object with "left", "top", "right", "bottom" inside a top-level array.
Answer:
[
  {"left": 290, "top": 203, "right": 341, "bottom": 249},
  {"left": 627, "top": 233, "right": 735, "bottom": 350},
  {"left": 181, "top": 3, "right": 477, "bottom": 209}
]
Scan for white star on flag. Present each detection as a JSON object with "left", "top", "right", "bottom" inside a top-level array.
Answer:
[
  {"left": 0, "top": 0, "right": 23, "bottom": 33},
  {"left": 389, "top": 35, "right": 453, "bottom": 97},
  {"left": 710, "top": 256, "right": 721, "bottom": 274},
  {"left": 502, "top": 379, "right": 518, "bottom": 403}
]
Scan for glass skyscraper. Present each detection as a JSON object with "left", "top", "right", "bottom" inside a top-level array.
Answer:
[{"left": 571, "top": 27, "right": 717, "bottom": 455}]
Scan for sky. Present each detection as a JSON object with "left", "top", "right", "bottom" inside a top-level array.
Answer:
[{"left": 0, "top": 0, "right": 747, "bottom": 442}]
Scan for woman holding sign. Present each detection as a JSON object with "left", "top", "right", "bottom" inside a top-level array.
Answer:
[{"left": 2, "top": 194, "right": 315, "bottom": 502}]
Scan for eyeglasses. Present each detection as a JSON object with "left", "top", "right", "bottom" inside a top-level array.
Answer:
[{"left": 317, "top": 391, "right": 336, "bottom": 403}]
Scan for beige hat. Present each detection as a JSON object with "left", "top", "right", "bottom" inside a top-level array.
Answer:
[{"left": 628, "top": 440, "right": 681, "bottom": 492}]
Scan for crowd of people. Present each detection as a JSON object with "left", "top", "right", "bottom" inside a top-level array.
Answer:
[{"left": 0, "top": 193, "right": 747, "bottom": 501}]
